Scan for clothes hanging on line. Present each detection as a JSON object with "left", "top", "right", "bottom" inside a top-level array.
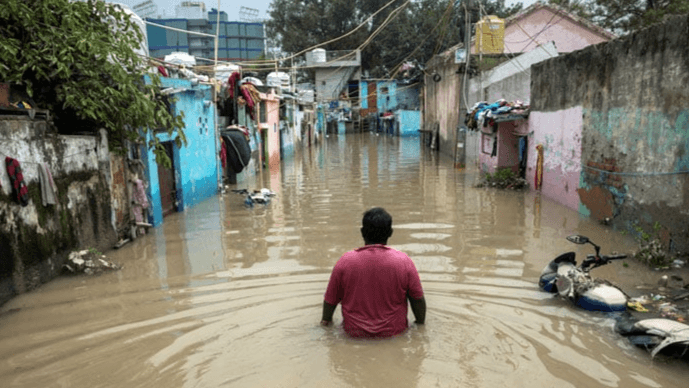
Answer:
[{"left": 38, "top": 163, "right": 58, "bottom": 206}]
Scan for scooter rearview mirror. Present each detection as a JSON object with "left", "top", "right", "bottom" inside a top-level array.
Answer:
[{"left": 566, "top": 235, "right": 589, "bottom": 245}]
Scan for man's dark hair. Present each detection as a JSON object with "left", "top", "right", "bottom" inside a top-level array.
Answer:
[{"left": 361, "top": 207, "right": 393, "bottom": 244}]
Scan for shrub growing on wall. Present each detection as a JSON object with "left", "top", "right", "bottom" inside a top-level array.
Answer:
[{"left": 0, "top": 0, "right": 185, "bottom": 167}]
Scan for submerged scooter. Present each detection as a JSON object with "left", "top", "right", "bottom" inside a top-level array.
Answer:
[
  {"left": 539, "top": 235, "right": 689, "bottom": 358},
  {"left": 539, "top": 235, "right": 628, "bottom": 312}
]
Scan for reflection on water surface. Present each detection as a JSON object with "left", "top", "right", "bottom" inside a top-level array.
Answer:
[{"left": 1, "top": 134, "right": 687, "bottom": 387}]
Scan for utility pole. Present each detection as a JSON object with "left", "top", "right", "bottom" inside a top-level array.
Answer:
[
  {"left": 465, "top": 1, "right": 472, "bottom": 58},
  {"left": 214, "top": 0, "right": 222, "bottom": 190},
  {"left": 464, "top": 0, "right": 473, "bottom": 106}
]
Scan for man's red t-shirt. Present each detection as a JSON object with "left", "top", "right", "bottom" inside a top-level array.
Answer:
[{"left": 324, "top": 244, "right": 424, "bottom": 338}]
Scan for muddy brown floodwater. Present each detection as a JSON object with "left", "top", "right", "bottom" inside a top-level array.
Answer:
[{"left": 1, "top": 134, "right": 688, "bottom": 387}]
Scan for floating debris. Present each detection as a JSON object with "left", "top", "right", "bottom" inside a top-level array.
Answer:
[
  {"left": 114, "top": 239, "right": 130, "bottom": 249},
  {"left": 627, "top": 301, "right": 649, "bottom": 312},
  {"left": 63, "top": 250, "right": 121, "bottom": 275},
  {"left": 658, "top": 274, "right": 685, "bottom": 289},
  {"left": 232, "top": 188, "right": 277, "bottom": 207}
]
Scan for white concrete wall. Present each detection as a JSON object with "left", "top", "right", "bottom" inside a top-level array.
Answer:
[
  {"left": 467, "top": 41, "right": 558, "bottom": 105},
  {"left": 0, "top": 117, "right": 117, "bottom": 304}
]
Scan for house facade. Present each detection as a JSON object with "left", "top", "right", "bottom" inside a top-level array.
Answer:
[
  {"left": 493, "top": 2, "right": 616, "bottom": 55},
  {"left": 258, "top": 89, "right": 282, "bottom": 170},
  {"left": 144, "top": 77, "right": 219, "bottom": 226},
  {"left": 345, "top": 79, "right": 422, "bottom": 137},
  {"left": 424, "top": 3, "right": 616, "bottom": 163}
]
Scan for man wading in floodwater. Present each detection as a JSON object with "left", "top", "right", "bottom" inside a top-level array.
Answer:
[{"left": 321, "top": 207, "right": 426, "bottom": 337}]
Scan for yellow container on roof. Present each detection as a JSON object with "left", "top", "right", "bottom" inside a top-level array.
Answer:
[{"left": 475, "top": 15, "right": 504, "bottom": 54}]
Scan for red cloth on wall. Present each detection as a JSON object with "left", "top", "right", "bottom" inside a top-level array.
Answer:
[{"left": 5, "top": 156, "right": 29, "bottom": 206}]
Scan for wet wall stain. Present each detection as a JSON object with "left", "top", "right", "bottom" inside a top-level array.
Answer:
[
  {"left": 577, "top": 185, "right": 614, "bottom": 221},
  {"left": 532, "top": 14, "right": 689, "bottom": 251}
]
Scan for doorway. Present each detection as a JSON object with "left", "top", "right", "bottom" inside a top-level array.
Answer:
[
  {"left": 157, "top": 141, "right": 177, "bottom": 217},
  {"left": 518, "top": 136, "right": 528, "bottom": 179}
]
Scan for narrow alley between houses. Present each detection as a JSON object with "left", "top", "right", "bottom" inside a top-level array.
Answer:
[{"left": 1, "top": 134, "right": 687, "bottom": 387}]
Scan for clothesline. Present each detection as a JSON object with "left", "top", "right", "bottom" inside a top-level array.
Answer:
[{"left": 582, "top": 164, "right": 689, "bottom": 177}]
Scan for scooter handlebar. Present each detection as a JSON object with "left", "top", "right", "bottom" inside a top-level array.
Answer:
[{"left": 582, "top": 254, "right": 627, "bottom": 270}]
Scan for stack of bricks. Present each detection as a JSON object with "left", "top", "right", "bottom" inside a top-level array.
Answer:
[{"left": 586, "top": 158, "right": 624, "bottom": 189}]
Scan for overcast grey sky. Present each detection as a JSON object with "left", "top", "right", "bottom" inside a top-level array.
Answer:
[
  {"left": 113, "top": 0, "right": 273, "bottom": 21},
  {"left": 113, "top": 0, "right": 536, "bottom": 22}
]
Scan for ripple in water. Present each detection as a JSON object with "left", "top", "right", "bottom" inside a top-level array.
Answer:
[{"left": 0, "top": 135, "right": 686, "bottom": 387}]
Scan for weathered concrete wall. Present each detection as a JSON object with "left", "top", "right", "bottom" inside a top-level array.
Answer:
[
  {"left": 315, "top": 67, "right": 356, "bottom": 103},
  {"left": 531, "top": 14, "right": 689, "bottom": 251},
  {"left": 462, "top": 43, "right": 558, "bottom": 169},
  {"left": 109, "top": 154, "right": 130, "bottom": 236},
  {"left": 484, "top": 72, "right": 531, "bottom": 103},
  {"left": 468, "top": 42, "right": 558, "bottom": 104},
  {"left": 0, "top": 117, "right": 117, "bottom": 305},
  {"left": 423, "top": 53, "right": 463, "bottom": 156},
  {"left": 466, "top": 131, "right": 480, "bottom": 167},
  {"left": 528, "top": 108, "right": 583, "bottom": 211}
]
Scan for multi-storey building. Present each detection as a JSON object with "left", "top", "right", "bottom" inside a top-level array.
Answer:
[{"left": 146, "top": 7, "right": 265, "bottom": 62}]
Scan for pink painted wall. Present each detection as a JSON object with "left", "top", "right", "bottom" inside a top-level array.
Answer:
[
  {"left": 260, "top": 91, "right": 281, "bottom": 169},
  {"left": 503, "top": 9, "right": 611, "bottom": 54},
  {"left": 527, "top": 107, "right": 583, "bottom": 211},
  {"left": 479, "top": 120, "right": 529, "bottom": 174}
]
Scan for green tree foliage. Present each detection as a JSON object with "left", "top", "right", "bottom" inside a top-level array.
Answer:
[
  {"left": 550, "top": 0, "right": 689, "bottom": 33},
  {"left": 266, "top": 0, "right": 522, "bottom": 78},
  {"left": 594, "top": 0, "right": 689, "bottom": 32},
  {"left": 0, "top": 0, "right": 186, "bottom": 166}
]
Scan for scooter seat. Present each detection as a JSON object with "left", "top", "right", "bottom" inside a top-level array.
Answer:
[{"left": 553, "top": 252, "right": 576, "bottom": 264}]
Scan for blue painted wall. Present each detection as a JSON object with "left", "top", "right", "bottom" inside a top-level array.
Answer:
[
  {"left": 396, "top": 110, "right": 421, "bottom": 137},
  {"left": 360, "top": 81, "right": 368, "bottom": 109},
  {"left": 145, "top": 77, "right": 219, "bottom": 226},
  {"left": 358, "top": 80, "right": 421, "bottom": 114},
  {"left": 396, "top": 85, "right": 421, "bottom": 110},
  {"left": 280, "top": 102, "right": 295, "bottom": 157},
  {"left": 377, "top": 81, "right": 397, "bottom": 113},
  {"left": 316, "top": 105, "right": 325, "bottom": 137}
]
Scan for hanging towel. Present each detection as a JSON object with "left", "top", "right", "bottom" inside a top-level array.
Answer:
[
  {"left": 5, "top": 157, "right": 29, "bottom": 206},
  {"left": 38, "top": 163, "right": 58, "bottom": 206},
  {"left": 535, "top": 144, "right": 544, "bottom": 190}
]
